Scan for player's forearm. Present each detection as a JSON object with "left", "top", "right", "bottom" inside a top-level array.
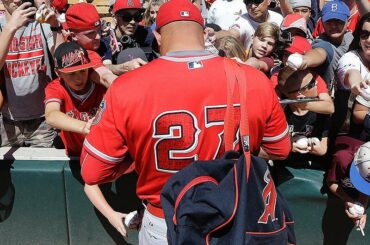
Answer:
[
  {"left": 45, "top": 110, "right": 87, "bottom": 134},
  {"left": 259, "top": 135, "right": 291, "bottom": 160},
  {"left": 84, "top": 184, "right": 116, "bottom": 218},
  {"left": 0, "top": 25, "right": 17, "bottom": 70},
  {"left": 90, "top": 67, "right": 117, "bottom": 88}
]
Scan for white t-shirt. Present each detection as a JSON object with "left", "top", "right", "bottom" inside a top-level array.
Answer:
[
  {"left": 231, "top": 10, "right": 283, "bottom": 48},
  {"left": 337, "top": 50, "right": 370, "bottom": 90},
  {"left": 207, "top": 0, "right": 247, "bottom": 30}
]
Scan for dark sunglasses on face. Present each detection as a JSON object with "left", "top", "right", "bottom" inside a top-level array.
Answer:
[
  {"left": 360, "top": 30, "right": 370, "bottom": 40},
  {"left": 288, "top": 77, "right": 317, "bottom": 94},
  {"left": 244, "top": 0, "right": 264, "bottom": 6},
  {"left": 117, "top": 11, "right": 144, "bottom": 22}
]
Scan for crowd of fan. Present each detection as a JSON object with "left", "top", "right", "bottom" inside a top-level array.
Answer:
[{"left": 0, "top": 0, "right": 370, "bottom": 243}]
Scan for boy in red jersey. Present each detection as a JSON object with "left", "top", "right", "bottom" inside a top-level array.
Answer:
[
  {"left": 44, "top": 42, "right": 106, "bottom": 157},
  {"left": 80, "top": 0, "right": 291, "bottom": 243}
]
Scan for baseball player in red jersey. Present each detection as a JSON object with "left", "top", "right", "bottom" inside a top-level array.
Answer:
[{"left": 80, "top": 0, "right": 290, "bottom": 243}]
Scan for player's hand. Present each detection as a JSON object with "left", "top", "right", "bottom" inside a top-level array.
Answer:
[
  {"left": 123, "top": 58, "right": 147, "bottom": 72},
  {"left": 107, "top": 211, "right": 128, "bottom": 237},
  {"left": 7, "top": 3, "right": 37, "bottom": 31},
  {"left": 82, "top": 118, "right": 94, "bottom": 135}
]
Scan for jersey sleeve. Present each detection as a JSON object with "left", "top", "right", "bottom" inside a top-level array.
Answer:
[
  {"left": 81, "top": 86, "right": 130, "bottom": 184},
  {"left": 260, "top": 82, "right": 290, "bottom": 158},
  {"left": 44, "top": 79, "right": 64, "bottom": 105}
]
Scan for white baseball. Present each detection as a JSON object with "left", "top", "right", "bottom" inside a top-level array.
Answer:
[
  {"left": 360, "top": 86, "right": 370, "bottom": 100},
  {"left": 124, "top": 210, "right": 138, "bottom": 227},
  {"left": 286, "top": 53, "right": 303, "bottom": 71},
  {"left": 349, "top": 202, "right": 365, "bottom": 217},
  {"left": 295, "top": 136, "right": 308, "bottom": 148}
]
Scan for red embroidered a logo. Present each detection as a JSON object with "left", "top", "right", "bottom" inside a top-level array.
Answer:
[{"left": 258, "top": 170, "right": 277, "bottom": 224}]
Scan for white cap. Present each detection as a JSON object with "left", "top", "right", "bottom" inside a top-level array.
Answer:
[
  {"left": 350, "top": 142, "right": 370, "bottom": 195},
  {"left": 289, "top": 0, "right": 311, "bottom": 9}
]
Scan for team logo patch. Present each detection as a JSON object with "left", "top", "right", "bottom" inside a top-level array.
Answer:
[
  {"left": 92, "top": 98, "right": 106, "bottom": 125},
  {"left": 180, "top": 11, "right": 190, "bottom": 17},
  {"left": 187, "top": 61, "right": 203, "bottom": 70}
]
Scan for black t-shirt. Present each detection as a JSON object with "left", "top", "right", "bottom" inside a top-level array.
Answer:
[{"left": 285, "top": 106, "right": 330, "bottom": 139}]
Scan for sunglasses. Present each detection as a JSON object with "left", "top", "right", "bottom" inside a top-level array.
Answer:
[
  {"left": 360, "top": 30, "right": 370, "bottom": 40},
  {"left": 116, "top": 11, "right": 144, "bottom": 22},
  {"left": 244, "top": 0, "right": 264, "bottom": 6},
  {"left": 288, "top": 77, "right": 317, "bottom": 94}
]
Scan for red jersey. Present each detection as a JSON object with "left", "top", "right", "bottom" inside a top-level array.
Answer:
[
  {"left": 81, "top": 51, "right": 290, "bottom": 207},
  {"left": 45, "top": 78, "right": 106, "bottom": 156}
]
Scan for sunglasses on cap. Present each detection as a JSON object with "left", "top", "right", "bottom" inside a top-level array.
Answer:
[
  {"left": 360, "top": 30, "right": 370, "bottom": 40},
  {"left": 288, "top": 77, "right": 317, "bottom": 94},
  {"left": 244, "top": 0, "right": 264, "bottom": 6},
  {"left": 116, "top": 11, "right": 144, "bottom": 22}
]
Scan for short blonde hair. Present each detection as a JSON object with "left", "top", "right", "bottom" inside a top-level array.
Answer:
[
  {"left": 143, "top": 0, "right": 166, "bottom": 27},
  {"left": 254, "top": 22, "right": 280, "bottom": 42},
  {"left": 216, "top": 36, "right": 247, "bottom": 61}
]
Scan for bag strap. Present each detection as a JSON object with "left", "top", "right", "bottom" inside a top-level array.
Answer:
[{"left": 223, "top": 58, "right": 251, "bottom": 179}]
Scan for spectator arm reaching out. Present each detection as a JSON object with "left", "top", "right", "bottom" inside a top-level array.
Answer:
[
  {"left": 343, "top": 69, "right": 369, "bottom": 96},
  {"left": 298, "top": 48, "right": 327, "bottom": 70},
  {"left": 279, "top": 0, "right": 294, "bottom": 16},
  {"left": 357, "top": 0, "right": 370, "bottom": 16},
  {"left": 352, "top": 102, "right": 369, "bottom": 125},
  {"left": 45, "top": 101, "right": 93, "bottom": 135}
]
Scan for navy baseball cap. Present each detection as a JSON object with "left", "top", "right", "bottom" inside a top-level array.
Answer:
[
  {"left": 322, "top": 0, "right": 349, "bottom": 23},
  {"left": 350, "top": 142, "right": 370, "bottom": 195}
]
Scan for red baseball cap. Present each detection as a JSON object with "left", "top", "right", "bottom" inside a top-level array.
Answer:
[
  {"left": 52, "top": 0, "right": 68, "bottom": 13},
  {"left": 113, "top": 0, "right": 142, "bottom": 13},
  {"left": 156, "top": 0, "right": 204, "bottom": 30},
  {"left": 66, "top": 3, "right": 101, "bottom": 31},
  {"left": 281, "top": 13, "right": 307, "bottom": 35},
  {"left": 285, "top": 36, "right": 311, "bottom": 55}
]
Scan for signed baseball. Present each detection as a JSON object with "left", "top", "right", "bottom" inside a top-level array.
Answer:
[
  {"left": 349, "top": 202, "right": 365, "bottom": 217},
  {"left": 286, "top": 53, "right": 303, "bottom": 71},
  {"left": 294, "top": 136, "right": 308, "bottom": 148}
]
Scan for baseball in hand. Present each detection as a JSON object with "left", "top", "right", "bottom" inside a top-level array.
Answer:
[
  {"left": 35, "top": 4, "right": 46, "bottom": 23},
  {"left": 360, "top": 86, "right": 370, "bottom": 100},
  {"left": 286, "top": 53, "right": 303, "bottom": 70},
  {"left": 349, "top": 202, "right": 365, "bottom": 217},
  {"left": 124, "top": 210, "right": 138, "bottom": 228},
  {"left": 294, "top": 136, "right": 308, "bottom": 148}
]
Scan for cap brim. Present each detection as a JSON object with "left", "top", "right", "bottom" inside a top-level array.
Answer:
[
  {"left": 322, "top": 13, "right": 347, "bottom": 23},
  {"left": 350, "top": 160, "right": 370, "bottom": 195},
  {"left": 58, "top": 63, "right": 95, "bottom": 73}
]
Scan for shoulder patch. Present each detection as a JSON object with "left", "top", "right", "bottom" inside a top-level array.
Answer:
[{"left": 92, "top": 98, "right": 106, "bottom": 125}]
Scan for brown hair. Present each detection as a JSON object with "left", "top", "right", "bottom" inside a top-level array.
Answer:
[
  {"left": 254, "top": 22, "right": 280, "bottom": 43},
  {"left": 143, "top": 0, "right": 166, "bottom": 27},
  {"left": 216, "top": 36, "right": 247, "bottom": 61}
]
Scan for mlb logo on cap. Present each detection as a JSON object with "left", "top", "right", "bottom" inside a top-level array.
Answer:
[
  {"left": 180, "top": 11, "right": 190, "bottom": 17},
  {"left": 156, "top": 0, "right": 204, "bottom": 30}
]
